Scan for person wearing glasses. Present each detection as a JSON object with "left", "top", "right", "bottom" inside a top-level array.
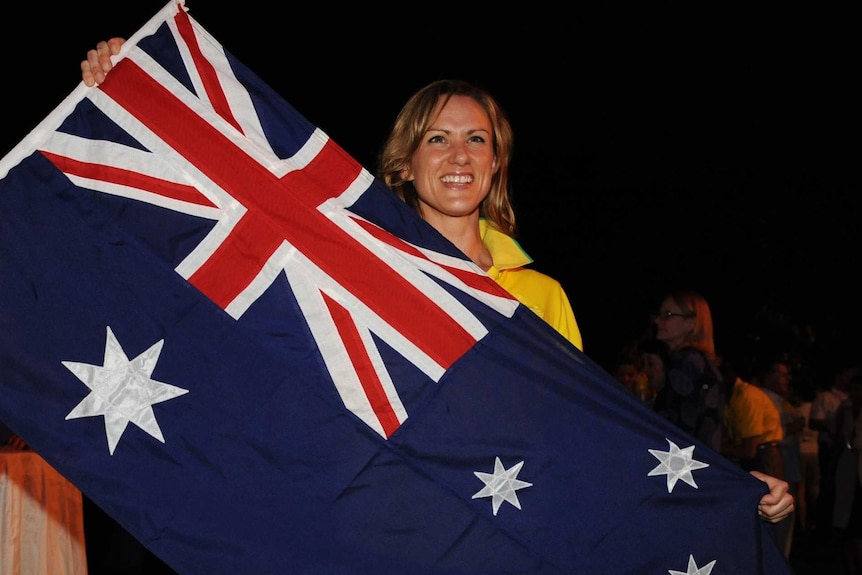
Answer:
[
  {"left": 651, "top": 290, "right": 724, "bottom": 452},
  {"left": 645, "top": 290, "right": 793, "bottom": 522}
]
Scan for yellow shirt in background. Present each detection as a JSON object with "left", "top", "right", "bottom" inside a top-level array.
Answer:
[
  {"left": 725, "top": 377, "right": 784, "bottom": 445},
  {"left": 480, "top": 220, "right": 583, "bottom": 351}
]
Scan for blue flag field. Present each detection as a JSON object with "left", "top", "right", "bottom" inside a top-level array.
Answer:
[{"left": 0, "top": 2, "right": 792, "bottom": 573}]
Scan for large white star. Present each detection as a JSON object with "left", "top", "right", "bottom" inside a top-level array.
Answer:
[
  {"left": 648, "top": 438, "right": 709, "bottom": 493},
  {"left": 668, "top": 554, "right": 716, "bottom": 575},
  {"left": 63, "top": 326, "right": 188, "bottom": 455},
  {"left": 472, "top": 456, "right": 533, "bottom": 516}
]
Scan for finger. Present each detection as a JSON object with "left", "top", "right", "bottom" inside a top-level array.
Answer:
[
  {"left": 96, "top": 41, "right": 114, "bottom": 73},
  {"left": 107, "top": 37, "right": 126, "bottom": 55},
  {"left": 83, "top": 44, "right": 111, "bottom": 86},
  {"left": 758, "top": 500, "right": 794, "bottom": 523},
  {"left": 81, "top": 57, "right": 99, "bottom": 87}
]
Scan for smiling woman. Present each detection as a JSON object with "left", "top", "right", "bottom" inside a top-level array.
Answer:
[
  {"left": 387, "top": 93, "right": 500, "bottom": 267},
  {"left": 376, "top": 79, "right": 584, "bottom": 351}
]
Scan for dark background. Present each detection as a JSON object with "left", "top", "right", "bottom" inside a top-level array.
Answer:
[{"left": 4, "top": 2, "right": 859, "bottom": 380}]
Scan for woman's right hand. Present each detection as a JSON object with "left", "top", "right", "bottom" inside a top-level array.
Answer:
[{"left": 81, "top": 38, "right": 126, "bottom": 86}]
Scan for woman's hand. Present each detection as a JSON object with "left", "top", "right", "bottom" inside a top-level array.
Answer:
[
  {"left": 81, "top": 38, "right": 126, "bottom": 86},
  {"left": 750, "top": 470, "right": 794, "bottom": 523}
]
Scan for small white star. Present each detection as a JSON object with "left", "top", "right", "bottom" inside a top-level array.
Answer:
[
  {"left": 648, "top": 438, "right": 709, "bottom": 493},
  {"left": 668, "top": 554, "right": 716, "bottom": 575},
  {"left": 64, "top": 326, "right": 188, "bottom": 455},
  {"left": 472, "top": 457, "right": 533, "bottom": 516}
]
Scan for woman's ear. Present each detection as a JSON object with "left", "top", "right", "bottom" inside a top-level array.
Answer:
[{"left": 400, "top": 165, "right": 413, "bottom": 182}]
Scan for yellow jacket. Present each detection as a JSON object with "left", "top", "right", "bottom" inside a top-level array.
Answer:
[{"left": 480, "top": 220, "right": 583, "bottom": 351}]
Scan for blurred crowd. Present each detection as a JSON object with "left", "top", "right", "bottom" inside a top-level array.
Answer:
[{"left": 608, "top": 289, "right": 862, "bottom": 574}]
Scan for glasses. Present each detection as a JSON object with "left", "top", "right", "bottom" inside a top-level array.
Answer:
[{"left": 652, "top": 311, "right": 695, "bottom": 321}]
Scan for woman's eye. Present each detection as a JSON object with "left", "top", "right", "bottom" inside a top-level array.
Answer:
[{"left": 427, "top": 135, "right": 445, "bottom": 144}]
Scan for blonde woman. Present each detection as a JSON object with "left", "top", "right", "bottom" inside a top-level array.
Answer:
[{"left": 652, "top": 290, "right": 724, "bottom": 451}]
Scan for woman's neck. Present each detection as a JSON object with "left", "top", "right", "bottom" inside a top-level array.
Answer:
[{"left": 423, "top": 212, "right": 493, "bottom": 270}]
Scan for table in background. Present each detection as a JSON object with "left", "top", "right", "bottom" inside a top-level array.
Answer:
[{"left": 0, "top": 447, "right": 87, "bottom": 575}]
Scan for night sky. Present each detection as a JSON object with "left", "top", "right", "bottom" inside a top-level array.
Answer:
[{"left": 5, "top": 3, "right": 859, "bottom": 376}]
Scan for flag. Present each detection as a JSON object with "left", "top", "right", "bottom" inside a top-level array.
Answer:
[{"left": 0, "top": 2, "right": 791, "bottom": 573}]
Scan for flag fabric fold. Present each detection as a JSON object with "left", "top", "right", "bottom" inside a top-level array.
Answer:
[{"left": 0, "top": 2, "right": 791, "bottom": 573}]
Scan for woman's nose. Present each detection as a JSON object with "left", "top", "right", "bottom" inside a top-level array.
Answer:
[{"left": 449, "top": 142, "right": 468, "bottom": 164}]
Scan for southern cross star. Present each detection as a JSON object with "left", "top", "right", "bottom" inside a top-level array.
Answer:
[
  {"left": 648, "top": 438, "right": 709, "bottom": 493},
  {"left": 64, "top": 326, "right": 188, "bottom": 455},
  {"left": 472, "top": 456, "right": 533, "bottom": 516},
  {"left": 668, "top": 554, "right": 716, "bottom": 575}
]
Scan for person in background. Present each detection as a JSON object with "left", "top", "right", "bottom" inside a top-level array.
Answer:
[
  {"left": 719, "top": 355, "right": 787, "bottom": 553},
  {"left": 832, "top": 373, "right": 862, "bottom": 574},
  {"left": 639, "top": 289, "right": 791, "bottom": 520},
  {"left": 608, "top": 341, "right": 651, "bottom": 404},
  {"left": 758, "top": 357, "right": 804, "bottom": 559},
  {"left": 611, "top": 350, "right": 642, "bottom": 394},
  {"left": 79, "top": 38, "right": 792, "bottom": 531},
  {"left": 720, "top": 357, "right": 785, "bottom": 478},
  {"left": 810, "top": 358, "right": 860, "bottom": 545},
  {"left": 637, "top": 337, "right": 669, "bottom": 409},
  {"left": 793, "top": 379, "right": 820, "bottom": 537},
  {"left": 651, "top": 290, "right": 724, "bottom": 453}
]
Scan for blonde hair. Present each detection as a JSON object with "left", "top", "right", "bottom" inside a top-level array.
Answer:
[
  {"left": 666, "top": 290, "right": 716, "bottom": 363},
  {"left": 376, "top": 79, "right": 517, "bottom": 236}
]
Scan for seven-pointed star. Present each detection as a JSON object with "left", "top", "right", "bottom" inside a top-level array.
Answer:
[
  {"left": 648, "top": 438, "right": 709, "bottom": 493},
  {"left": 64, "top": 326, "right": 188, "bottom": 455},
  {"left": 668, "top": 554, "right": 716, "bottom": 575},
  {"left": 472, "top": 456, "right": 533, "bottom": 516}
]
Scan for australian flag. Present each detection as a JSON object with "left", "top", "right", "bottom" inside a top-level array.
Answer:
[{"left": 0, "top": 2, "right": 791, "bottom": 573}]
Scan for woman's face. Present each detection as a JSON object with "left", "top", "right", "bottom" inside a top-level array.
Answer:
[
  {"left": 401, "top": 95, "right": 498, "bottom": 228},
  {"left": 652, "top": 297, "right": 695, "bottom": 349}
]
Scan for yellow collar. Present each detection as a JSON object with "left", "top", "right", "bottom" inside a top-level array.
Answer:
[{"left": 479, "top": 219, "right": 533, "bottom": 272}]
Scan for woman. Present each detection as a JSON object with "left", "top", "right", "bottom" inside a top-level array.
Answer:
[
  {"left": 80, "top": 42, "right": 791, "bottom": 523},
  {"left": 652, "top": 290, "right": 724, "bottom": 452},
  {"left": 376, "top": 79, "right": 582, "bottom": 349},
  {"left": 648, "top": 291, "right": 794, "bottom": 521}
]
